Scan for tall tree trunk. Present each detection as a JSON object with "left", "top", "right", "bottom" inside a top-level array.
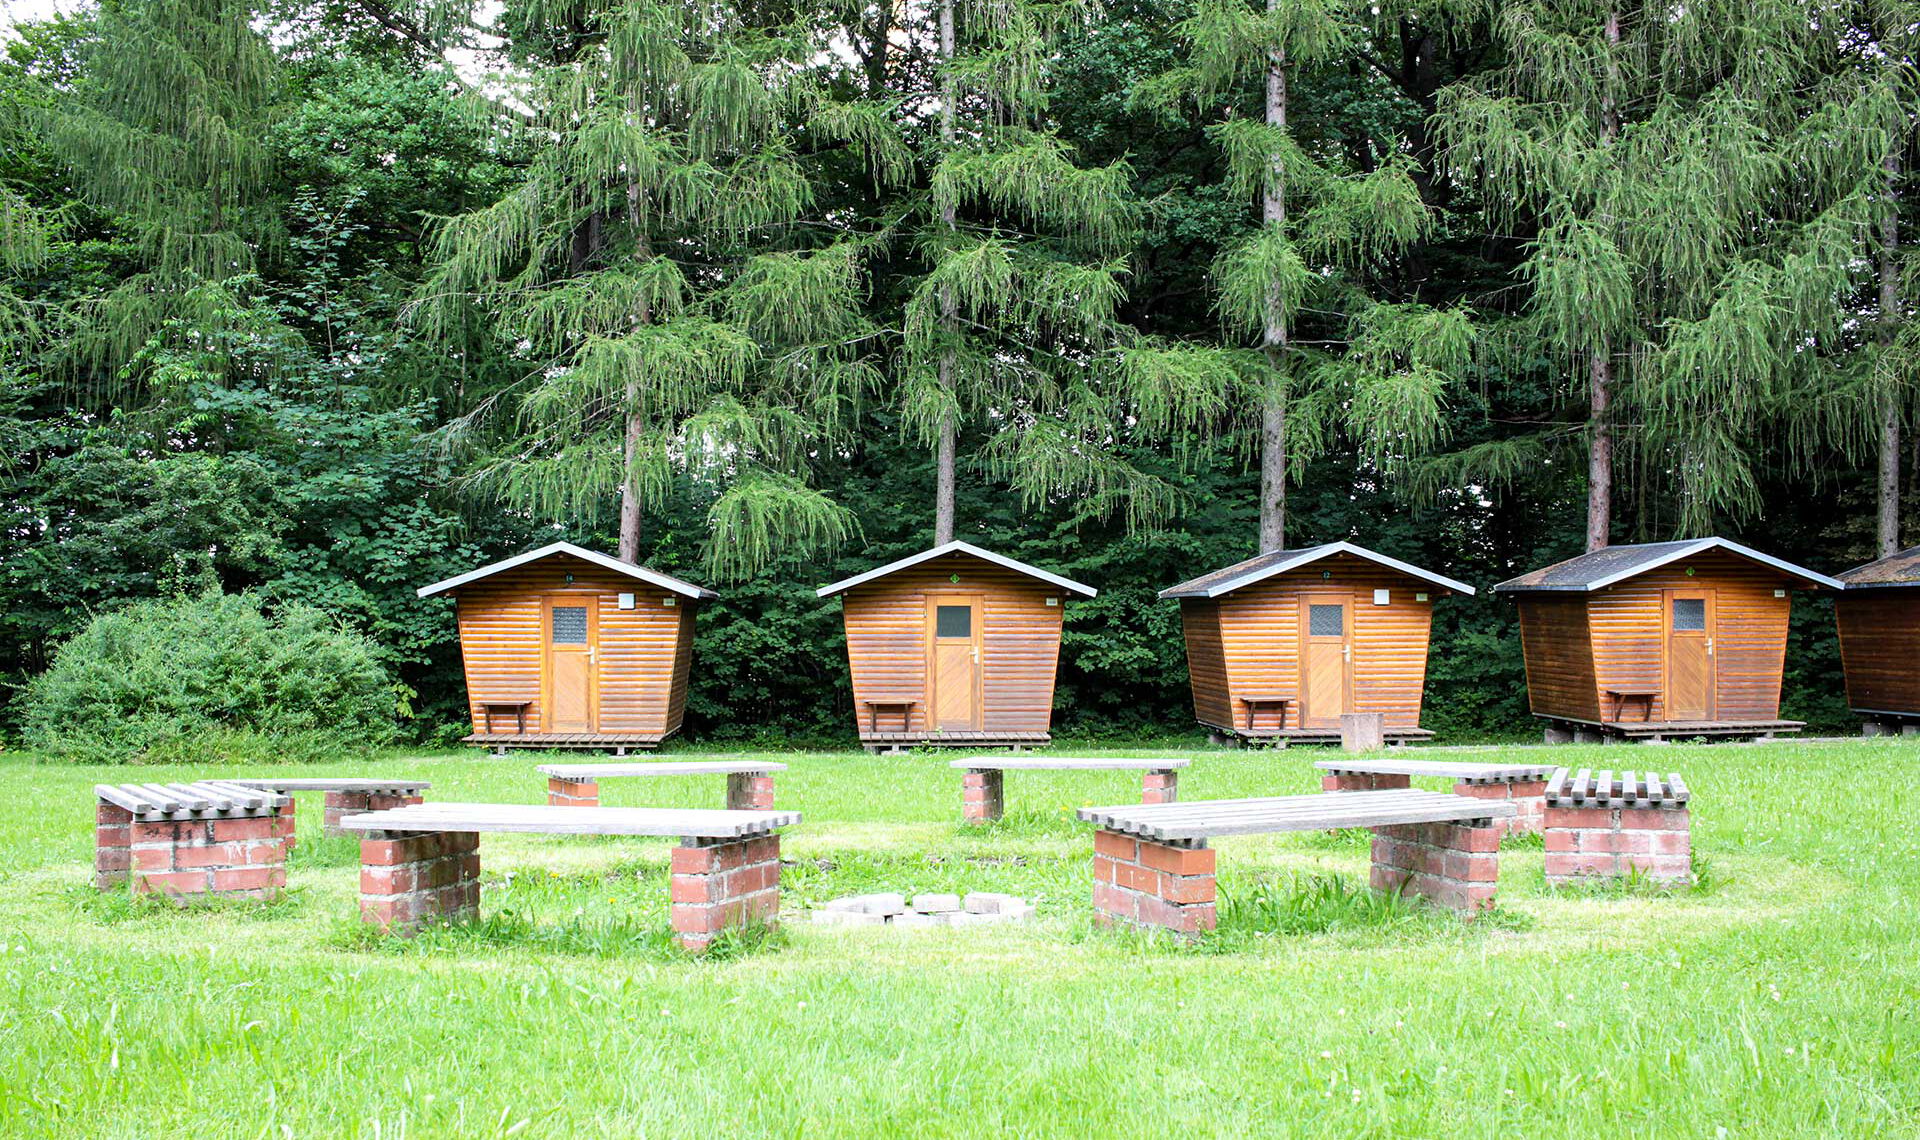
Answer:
[
  {"left": 1257, "top": 14, "right": 1288, "bottom": 554},
  {"left": 933, "top": 0, "right": 958, "bottom": 546},
  {"left": 619, "top": 189, "right": 648, "bottom": 564},
  {"left": 1586, "top": 9, "right": 1621, "bottom": 553},
  {"left": 1878, "top": 150, "right": 1902, "bottom": 558}
]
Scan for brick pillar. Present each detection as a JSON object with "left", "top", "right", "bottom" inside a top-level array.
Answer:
[
  {"left": 359, "top": 831, "right": 481, "bottom": 933},
  {"left": 1141, "top": 769, "right": 1179, "bottom": 805},
  {"left": 95, "top": 801, "right": 132, "bottom": 890},
  {"left": 1368, "top": 820, "right": 1501, "bottom": 914},
  {"left": 322, "top": 790, "right": 423, "bottom": 836},
  {"left": 1092, "top": 830, "right": 1217, "bottom": 935},
  {"left": 547, "top": 778, "right": 599, "bottom": 808},
  {"left": 961, "top": 769, "right": 1004, "bottom": 823},
  {"left": 1544, "top": 804, "right": 1690, "bottom": 886},
  {"left": 670, "top": 834, "right": 782, "bottom": 951},
  {"left": 1321, "top": 771, "right": 1412, "bottom": 793},
  {"left": 275, "top": 799, "right": 298, "bottom": 849},
  {"left": 1451, "top": 779, "right": 1548, "bottom": 836},
  {"left": 726, "top": 772, "right": 776, "bottom": 811},
  {"left": 126, "top": 813, "right": 289, "bottom": 902}
]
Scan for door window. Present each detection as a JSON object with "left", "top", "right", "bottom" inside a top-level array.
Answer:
[
  {"left": 935, "top": 605, "right": 972, "bottom": 638},
  {"left": 551, "top": 606, "right": 589, "bottom": 644},
  {"left": 1309, "top": 604, "right": 1344, "bottom": 637},
  {"left": 1671, "top": 598, "right": 1706, "bottom": 632}
]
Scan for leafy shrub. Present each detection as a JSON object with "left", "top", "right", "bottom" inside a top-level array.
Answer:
[{"left": 21, "top": 591, "right": 395, "bottom": 763}]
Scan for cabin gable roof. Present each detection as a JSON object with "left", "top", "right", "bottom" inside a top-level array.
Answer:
[
  {"left": 1837, "top": 545, "right": 1920, "bottom": 588},
  {"left": 1158, "top": 542, "right": 1475, "bottom": 599},
  {"left": 1493, "top": 538, "right": 1840, "bottom": 593},
  {"left": 815, "top": 541, "right": 1097, "bottom": 598},
  {"left": 416, "top": 542, "right": 718, "bottom": 600}
]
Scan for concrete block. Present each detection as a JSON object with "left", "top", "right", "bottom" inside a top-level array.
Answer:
[{"left": 912, "top": 892, "right": 962, "bottom": 913}]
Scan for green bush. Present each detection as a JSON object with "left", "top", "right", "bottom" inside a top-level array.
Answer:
[{"left": 21, "top": 591, "right": 396, "bottom": 763}]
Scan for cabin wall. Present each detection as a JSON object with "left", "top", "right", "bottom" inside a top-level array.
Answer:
[
  {"left": 1835, "top": 591, "right": 1920, "bottom": 715},
  {"left": 1177, "top": 600, "right": 1232, "bottom": 729},
  {"left": 1515, "top": 596, "right": 1601, "bottom": 722},
  {"left": 450, "top": 554, "right": 694, "bottom": 736},
  {"left": 1585, "top": 552, "right": 1793, "bottom": 721},
  {"left": 1202, "top": 555, "right": 1438, "bottom": 730},
  {"left": 837, "top": 553, "right": 1066, "bottom": 735}
]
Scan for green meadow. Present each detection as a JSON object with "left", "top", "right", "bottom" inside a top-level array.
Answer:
[{"left": 0, "top": 739, "right": 1913, "bottom": 1138}]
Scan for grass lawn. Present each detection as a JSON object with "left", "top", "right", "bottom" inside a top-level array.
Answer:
[{"left": 0, "top": 738, "right": 1914, "bottom": 1137}]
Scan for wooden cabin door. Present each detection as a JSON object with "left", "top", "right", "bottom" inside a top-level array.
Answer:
[
  {"left": 927, "top": 595, "right": 983, "bottom": 731},
  {"left": 1664, "top": 590, "right": 1715, "bottom": 721},
  {"left": 1300, "top": 595, "right": 1353, "bottom": 729},
  {"left": 544, "top": 595, "right": 598, "bottom": 733}
]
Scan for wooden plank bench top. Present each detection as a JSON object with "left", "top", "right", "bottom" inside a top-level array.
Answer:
[
  {"left": 1313, "top": 758, "right": 1556, "bottom": 784},
  {"left": 1545, "top": 768, "right": 1689, "bottom": 809},
  {"left": 336, "top": 802, "right": 799, "bottom": 839},
  {"left": 538, "top": 761, "right": 787, "bottom": 780},
  {"left": 950, "top": 757, "right": 1191, "bottom": 772},
  {"left": 227, "top": 778, "right": 431, "bottom": 794},
  {"left": 1077, "top": 789, "right": 1515, "bottom": 843},
  {"left": 96, "top": 781, "right": 289, "bottom": 820}
]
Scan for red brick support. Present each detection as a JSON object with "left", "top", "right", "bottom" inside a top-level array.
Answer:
[
  {"left": 122, "top": 812, "right": 290, "bottom": 902},
  {"left": 95, "top": 802, "right": 133, "bottom": 890},
  {"left": 1092, "top": 830, "right": 1217, "bottom": 935},
  {"left": 670, "top": 834, "right": 782, "bottom": 951},
  {"left": 1368, "top": 820, "right": 1501, "bottom": 914},
  {"left": 323, "top": 790, "right": 424, "bottom": 835},
  {"left": 1141, "top": 769, "right": 1180, "bottom": 805},
  {"left": 547, "top": 777, "right": 599, "bottom": 808},
  {"left": 359, "top": 831, "right": 481, "bottom": 933},
  {"left": 961, "top": 769, "right": 1004, "bottom": 823},
  {"left": 276, "top": 799, "right": 298, "bottom": 849},
  {"left": 726, "top": 772, "right": 776, "bottom": 811},
  {"left": 1544, "top": 804, "right": 1691, "bottom": 886},
  {"left": 1450, "top": 779, "right": 1548, "bottom": 836},
  {"left": 1321, "top": 771, "right": 1412, "bottom": 793}
]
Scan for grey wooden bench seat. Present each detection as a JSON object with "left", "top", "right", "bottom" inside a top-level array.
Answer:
[
  {"left": 537, "top": 760, "right": 788, "bottom": 810},
  {"left": 1315, "top": 758, "right": 1556, "bottom": 834},
  {"left": 1543, "top": 768, "right": 1693, "bottom": 885},
  {"left": 94, "top": 782, "right": 293, "bottom": 901},
  {"left": 950, "top": 756, "right": 1190, "bottom": 823},
  {"left": 1074, "top": 789, "right": 1515, "bottom": 935},
  {"left": 1313, "top": 758, "right": 1556, "bottom": 784},
  {"left": 1545, "top": 767, "right": 1689, "bottom": 809},
  {"left": 227, "top": 778, "right": 431, "bottom": 838},
  {"left": 337, "top": 802, "right": 801, "bottom": 951}
]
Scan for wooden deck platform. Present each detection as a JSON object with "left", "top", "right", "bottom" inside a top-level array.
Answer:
[
  {"left": 1540, "top": 717, "right": 1804, "bottom": 743},
  {"left": 858, "top": 731, "right": 1051, "bottom": 753},
  {"left": 1202, "top": 722, "right": 1435, "bottom": 748},
  {"left": 463, "top": 732, "right": 668, "bottom": 755}
]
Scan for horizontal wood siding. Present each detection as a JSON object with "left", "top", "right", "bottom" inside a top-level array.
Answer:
[
  {"left": 1516, "top": 596, "right": 1600, "bottom": 722},
  {"left": 837, "top": 553, "right": 1066, "bottom": 735},
  {"left": 449, "top": 554, "right": 694, "bottom": 737},
  {"left": 1836, "top": 592, "right": 1920, "bottom": 714},
  {"left": 1585, "top": 551, "right": 1794, "bottom": 721},
  {"left": 1178, "top": 600, "right": 1232, "bottom": 729},
  {"left": 1210, "top": 555, "right": 1439, "bottom": 729}
]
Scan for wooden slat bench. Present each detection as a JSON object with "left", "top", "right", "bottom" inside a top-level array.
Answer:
[
  {"left": 537, "top": 761, "right": 788, "bottom": 810},
  {"left": 94, "top": 781, "right": 293, "bottom": 901},
  {"left": 1543, "top": 767, "right": 1693, "bottom": 885},
  {"left": 1315, "top": 758, "right": 1558, "bottom": 835},
  {"left": 1075, "top": 789, "right": 1516, "bottom": 935},
  {"left": 337, "top": 803, "right": 801, "bottom": 950},
  {"left": 226, "top": 778, "right": 430, "bottom": 839},
  {"left": 1603, "top": 689, "right": 1659, "bottom": 723},
  {"left": 481, "top": 701, "right": 532, "bottom": 734},
  {"left": 1237, "top": 695, "right": 1293, "bottom": 731},
  {"left": 950, "top": 757, "right": 1190, "bottom": 823},
  {"left": 863, "top": 700, "right": 916, "bottom": 733}
]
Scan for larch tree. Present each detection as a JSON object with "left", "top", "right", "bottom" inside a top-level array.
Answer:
[{"left": 416, "top": 0, "right": 907, "bottom": 576}]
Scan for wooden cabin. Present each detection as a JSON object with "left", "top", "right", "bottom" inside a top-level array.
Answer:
[
  {"left": 417, "top": 542, "right": 717, "bottom": 753},
  {"left": 1493, "top": 538, "right": 1838, "bottom": 742},
  {"left": 1834, "top": 545, "right": 1920, "bottom": 733},
  {"left": 1161, "top": 542, "right": 1474, "bottom": 745},
  {"left": 816, "top": 541, "right": 1096, "bottom": 752}
]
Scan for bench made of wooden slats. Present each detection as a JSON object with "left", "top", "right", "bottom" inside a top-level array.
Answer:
[
  {"left": 1077, "top": 788, "right": 1514, "bottom": 844},
  {"left": 1313, "top": 758, "right": 1557, "bottom": 785},
  {"left": 862, "top": 700, "right": 917, "bottom": 733},
  {"left": 227, "top": 778, "right": 431, "bottom": 795},
  {"left": 538, "top": 761, "right": 788, "bottom": 780},
  {"left": 950, "top": 757, "right": 1191, "bottom": 772},
  {"left": 481, "top": 701, "right": 532, "bottom": 733},
  {"left": 1237, "top": 696, "right": 1293, "bottom": 731},
  {"left": 1604, "top": 689, "right": 1659, "bottom": 723},
  {"left": 95, "top": 781, "right": 290, "bottom": 821},
  {"left": 336, "top": 803, "right": 800, "bottom": 839},
  {"left": 1545, "top": 768, "right": 1689, "bottom": 809}
]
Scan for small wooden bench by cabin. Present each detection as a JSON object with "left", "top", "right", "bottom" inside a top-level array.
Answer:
[
  {"left": 1315, "top": 757, "right": 1558, "bottom": 835},
  {"left": 480, "top": 701, "right": 532, "bottom": 734},
  {"left": 1238, "top": 695, "right": 1293, "bottom": 731},
  {"left": 949, "top": 757, "right": 1190, "bottom": 823},
  {"left": 536, "top": 761, "right": 788, "bottom": 810},
  {"left": 862, "top": 700, "right": 917, "bottom": 733},
  {"left": 337, "top": 802, "right": 801, "bottom": 950},
  {"left": 94, "top": 782, "right": 293, "bottom": 901},
  {"left": 1076, "top": 789, "right": 1515, "bottom": 935},
  {"left": 1603, "top": 689, "right": 1659, "bottom": 723},
  {"left": 226, "top": 778, "right": 430, "bottom": 839}
]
